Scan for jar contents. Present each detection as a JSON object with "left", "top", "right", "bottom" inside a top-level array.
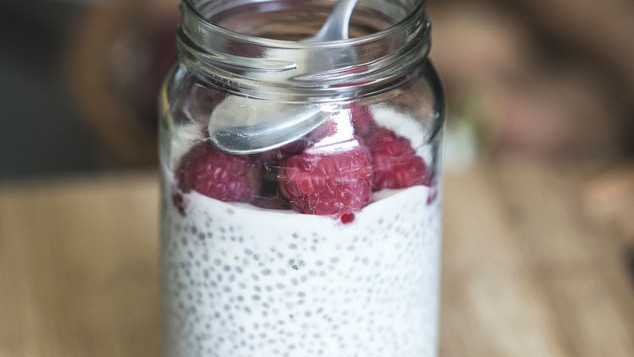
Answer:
[
  {"left": 162, "top": 103, "right": 442, "bottom": 356},
  {"left": 161, "top": 0, "right": 443, "bottom": 355}
]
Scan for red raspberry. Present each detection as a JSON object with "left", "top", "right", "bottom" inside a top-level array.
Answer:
[
  {"left": 279, "top": 144, "right": 373, "bottom": 217},
  {"left": 175, "top": 142, "right": 259, "bottom": 203},
  {"left": 366, "top": 128, "right": 429, "bottom": 190},
  {"left": 350, "top": 103, "right": 378, "bottom": 137}
]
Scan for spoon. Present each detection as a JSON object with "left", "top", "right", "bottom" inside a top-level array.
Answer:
[{"left": 208, "top": 0, "right": 359, "bottom": 154}]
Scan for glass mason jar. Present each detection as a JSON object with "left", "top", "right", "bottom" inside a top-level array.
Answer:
[{"left": 159, "top": 0, "right": 444, "bottom": 356}]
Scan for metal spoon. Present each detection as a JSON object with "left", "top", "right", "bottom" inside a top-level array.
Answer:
[{"left": 208, "top": 0, "right": 359, "bottom": 154}]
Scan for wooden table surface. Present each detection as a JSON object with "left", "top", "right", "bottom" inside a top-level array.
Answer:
[{"left": 1, "top": 161, "right": 632, "bottom": 356}]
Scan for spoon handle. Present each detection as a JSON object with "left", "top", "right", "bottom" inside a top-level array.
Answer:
[{"left": 310, "top": 0, "right": 360, "bottom": 41}]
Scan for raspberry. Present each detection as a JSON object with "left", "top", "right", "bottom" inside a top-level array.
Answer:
[
  {"left": 366, "top": 128, "right": 429, "bottom": 190},
  {"left": 279, "top": 144, "right": 373, "bottom": 217},
  {"left": 175, "top": 142, "right": 259, "bottom": 203},
  {"left": 350, "top": 103, "right": 378, "bottom": 137}
]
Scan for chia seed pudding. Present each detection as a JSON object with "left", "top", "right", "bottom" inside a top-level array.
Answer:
[{"left": 161, "top": 107, "right": 442, "bottom": 357}]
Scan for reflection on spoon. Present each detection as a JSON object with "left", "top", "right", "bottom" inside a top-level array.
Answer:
[{"left": 208, "top": 0, "right": 360, "bottom": 154}]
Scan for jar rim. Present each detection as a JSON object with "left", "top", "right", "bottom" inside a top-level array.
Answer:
[
  {"left": 181, "top": 0, "right": 426, "bottom": 49},
  {"left": 177, "top": 0, "right": 431, "bottom": 99}
]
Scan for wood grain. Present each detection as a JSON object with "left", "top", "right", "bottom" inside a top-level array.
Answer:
[
  {"left": 0, "top": 175, "right": 160, "bottom": 357},
  {"left": 0, "top": 163, "right": 632, "bottom": 356}
]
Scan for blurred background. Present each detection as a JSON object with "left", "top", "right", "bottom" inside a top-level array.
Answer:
[
  {"left": 1, "top": 0, "right": 633, "bottom": 176},
  {"left": 2, "top": 0, "right": 632, "bottom": 231}
]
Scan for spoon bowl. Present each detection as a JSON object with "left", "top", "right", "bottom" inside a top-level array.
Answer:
[{"left": 208, "top": 0, "right": 359, "bottom": 154}]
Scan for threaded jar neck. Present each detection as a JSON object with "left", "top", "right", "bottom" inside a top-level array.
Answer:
[{"left": 177, "top": 0, "right": 431, "bottom": 100}]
